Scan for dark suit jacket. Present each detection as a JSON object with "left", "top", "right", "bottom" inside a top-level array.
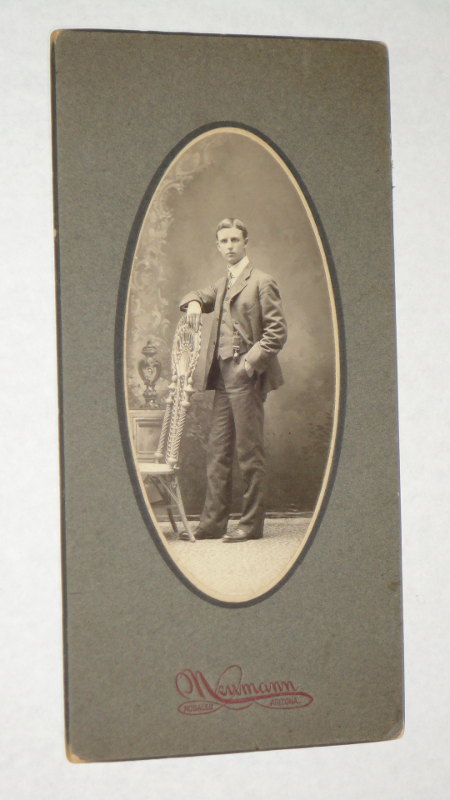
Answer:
[{"left": 180, "top": 263, "right": 287, "bottom": 395}]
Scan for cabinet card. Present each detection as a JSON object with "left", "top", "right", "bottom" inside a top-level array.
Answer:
[{"left": 52, "top": 30, "right": 403, "bottom": 761}]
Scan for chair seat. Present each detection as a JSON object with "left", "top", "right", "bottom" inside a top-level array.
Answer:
[{"left": 139, "top": 461, "right": 175, "bottom": 475}]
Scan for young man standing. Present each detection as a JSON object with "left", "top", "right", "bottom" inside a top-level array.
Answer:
[{"left": 179, "top": 218, "right": 287, "bottom": 542}]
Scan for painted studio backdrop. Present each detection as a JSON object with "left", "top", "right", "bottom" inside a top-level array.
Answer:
[{"left": 124, "top": 128, "right": 337, "bottom": 519}]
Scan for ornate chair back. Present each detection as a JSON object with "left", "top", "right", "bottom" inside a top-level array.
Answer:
[{"left": 154, "top": 317, "right": 202, "bottom": 469}]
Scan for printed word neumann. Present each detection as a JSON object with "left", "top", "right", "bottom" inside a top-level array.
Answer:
[{"left": 176, "top": 664, "right": 313, "bottom": 715}]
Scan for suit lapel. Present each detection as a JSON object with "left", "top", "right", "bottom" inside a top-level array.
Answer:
[{"left": 229, "top": 263, "right": 252, "bottom": 302}]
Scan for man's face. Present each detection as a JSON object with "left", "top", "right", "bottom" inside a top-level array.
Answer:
[{"left": 216, "top": 226, "right": 247, "bottom": 266}]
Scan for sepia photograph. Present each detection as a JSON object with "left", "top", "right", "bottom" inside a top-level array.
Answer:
[
  {"left": 121, "top": 126, "right": 341, "bottom": 603},
  {"left": 49, "top": 28, "right": 406, "bottom": 763},
  {"left": 3, "top": 0, "right": 450, "bottom": 794}
]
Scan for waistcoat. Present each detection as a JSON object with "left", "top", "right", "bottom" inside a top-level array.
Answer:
[{"left": 217, "top": 281, "right": 235, "bottom": 360}]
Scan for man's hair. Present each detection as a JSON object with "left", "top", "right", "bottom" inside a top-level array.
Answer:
[{"left": 216, "top": 218, "right": 248, "bottom": 241}]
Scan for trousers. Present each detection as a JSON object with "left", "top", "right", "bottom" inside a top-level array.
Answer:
[{"left": 198, "top": 356, "right": 265, "bottom": 538}]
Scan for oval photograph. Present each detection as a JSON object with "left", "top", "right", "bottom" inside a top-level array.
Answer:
[{"left": 121, "top": 125, "right": 341, "bottom": 604}]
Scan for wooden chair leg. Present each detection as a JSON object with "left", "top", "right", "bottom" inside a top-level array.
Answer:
[
  {"left": 173, "top": 478, "right": 195, "bottom": 542},
  {"left": 148, "top": 477, "right": 178, "bottom": 535},
  {"left": 148, "top": 475, "right": 194, "bottom": 542},
  {"left": 167, "top": 506, "right": 178, "bottom": 535}
]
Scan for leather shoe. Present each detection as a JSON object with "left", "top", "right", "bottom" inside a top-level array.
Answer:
[
  {"left": 222, "top": 529, "right": 263, "bottom": 543},
  {"left": 179, "top": 527, "right": 222, "bottom": 541}
]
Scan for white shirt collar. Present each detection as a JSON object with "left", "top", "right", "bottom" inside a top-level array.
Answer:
[{"left": 228, "top": 255, "right": 249, "bottom": 279}]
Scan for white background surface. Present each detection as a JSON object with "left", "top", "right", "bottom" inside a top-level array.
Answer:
[{"left": 1, "top": 1, "right": 449, "bottom": 797}]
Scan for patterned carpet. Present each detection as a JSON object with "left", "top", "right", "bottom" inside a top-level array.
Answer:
[{"left": 158, "top": 515, "right": 313, "bottom": 602}]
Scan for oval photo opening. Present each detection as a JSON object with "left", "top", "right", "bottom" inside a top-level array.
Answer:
[{"left": 122, "top": 126, "right": 340, "bottom": 604}]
